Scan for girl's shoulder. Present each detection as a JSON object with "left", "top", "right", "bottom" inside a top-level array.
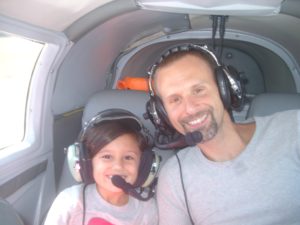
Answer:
[{"left": 57, "top": 184, "right": 85, "bottom": 202}]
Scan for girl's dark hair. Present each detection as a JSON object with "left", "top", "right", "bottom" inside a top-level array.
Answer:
[{"left": 82, "top": 121, "right": 148, "bottom": 159}]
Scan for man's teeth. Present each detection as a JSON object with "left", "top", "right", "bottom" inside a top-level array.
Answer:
[{"left": 188, "top": 114, "right": 207, "bottom": 125}]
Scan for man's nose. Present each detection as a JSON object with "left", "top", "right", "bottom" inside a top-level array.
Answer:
[{"left": 184, "top": 95, "right": 198, "bottom": 114}]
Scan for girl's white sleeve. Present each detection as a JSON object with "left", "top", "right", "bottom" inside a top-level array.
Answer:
[{"left": 43, "top": 189, "right": 75, "bottom": 225}]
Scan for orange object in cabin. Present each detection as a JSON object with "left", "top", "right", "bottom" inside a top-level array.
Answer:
[{"left": 117, "top": 76, "right": 149, "bottom": 92}]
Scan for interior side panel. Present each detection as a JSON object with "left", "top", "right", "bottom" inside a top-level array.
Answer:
[
  {"left": 53, "top": 110, "right": 83, "bottom": 192},
  {"left": 4, "top": 159, "right": 56, "bottom": 225}
]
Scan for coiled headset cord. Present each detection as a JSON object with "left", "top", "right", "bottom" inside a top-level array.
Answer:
[{"left": 175, "top": 152, "right": 195, "bottom": 225}]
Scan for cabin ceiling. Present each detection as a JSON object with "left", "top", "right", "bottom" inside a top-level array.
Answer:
[
  {"left": 1, "top": 0, "right": 300, "bottom": 114},
  {"left": 0, "top": 0, "right": 115, "bottom": 31},
  {"left": 0, "top": 0, "right": 299, "bottom": 35}
]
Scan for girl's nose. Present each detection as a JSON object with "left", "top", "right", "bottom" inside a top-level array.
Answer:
[{"left": 112, "top": 158, "right": 124, "bottom": 169}]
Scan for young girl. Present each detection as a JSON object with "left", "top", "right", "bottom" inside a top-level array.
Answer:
[{"left": 44, "top": 109, "right": 159, "bottom": 225}]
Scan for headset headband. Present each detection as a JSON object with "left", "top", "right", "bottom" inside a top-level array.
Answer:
[
  {"left": 80, "top": 108, "right": 144, "bottom": 143},
  {"left": 148, "top": 43, "right": 220, "bottom": 97},
  {"left": 144, "top": 43, "right": 246, "bottom": 149}
]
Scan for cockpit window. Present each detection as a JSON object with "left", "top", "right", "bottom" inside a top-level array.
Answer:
[{"left": 0, "top": 32, "right": 44, "bottom": 149}]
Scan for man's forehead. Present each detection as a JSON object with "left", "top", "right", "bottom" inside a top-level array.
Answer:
[
  {"left": 154, "top": 54, "right": 214, "bottom": 79},
  {"left": 153, "top": 55, "right": 215, "bottom": 95},
  {"left": 157, "top": 53, "right": 212, "bottom": 72}
]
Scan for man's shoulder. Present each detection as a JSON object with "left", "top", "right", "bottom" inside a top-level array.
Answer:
[
  {"left": 159, "top": 147, "right": 195, "bottom": 175},
  {"left": 255, "top": 109, "right": 299, "bottom": 125},
  {"left": 250, "top": 109, "right": 300, "bottom": 138},
  {"left": 256, "top": 109, "right": 299, "bottom": 119}
]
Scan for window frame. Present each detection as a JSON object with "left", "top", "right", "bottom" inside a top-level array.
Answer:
[{"left": 0, "top": 15, "right": 72, "bottom": 178}]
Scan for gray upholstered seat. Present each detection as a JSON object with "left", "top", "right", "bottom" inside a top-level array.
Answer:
[
  {"left": 82, "top": 89, "right": 174, "bottom": 166},
  {"left": 246, "top": 93, "right": 300, "bottom": 119},
  {"left": 82, "top": 90, "right": 155, "bottom": 134},
  {"left": 58, "top": 89, "right": 174, "bottom": 191},
  {"left": 0, "top": 199, "right": 24, "bottom": 225}
]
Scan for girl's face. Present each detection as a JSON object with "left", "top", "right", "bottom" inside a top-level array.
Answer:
[{"left": 92, "top": 133, "right": 141, "bottom": 203}]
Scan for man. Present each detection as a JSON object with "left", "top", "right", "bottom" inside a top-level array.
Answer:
[{"left": 150, "top": 44, "right": 300, "bottom": 224}]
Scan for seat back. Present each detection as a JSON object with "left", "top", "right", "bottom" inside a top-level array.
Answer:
[
  {"left": 0, "top": 199, "right": 24, "bottom": 225},
  {"left": 246, "top": 93, "right": 300, "bottom": 119},
  {"left": 82, "top": 90, "right": 155, "bottom": 134},
  {"left": 82, "top": 89, "right": 175, "bottom": 165}
]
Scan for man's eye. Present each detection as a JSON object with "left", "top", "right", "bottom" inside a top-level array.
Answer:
[
  {"left": 169, "top": 96, "right": 180, "bottom": 104},
  {"left": 194, "top": 87, "right": 204, "bottom": 95}
]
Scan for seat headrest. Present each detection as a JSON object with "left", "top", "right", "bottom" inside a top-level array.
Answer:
[
  {"left": 82, "top": 89, "right": 154, "bottom": 134},
  {"left": 246, "top": 93, "right": 300, "bottom": 119}
]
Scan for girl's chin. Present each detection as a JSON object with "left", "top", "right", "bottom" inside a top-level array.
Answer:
[
  {"left": 98, "top": 186, "right": 127, "bottom": 197},
  {"left": 108, "top": 184, "right": 126, "bottom": 192}
]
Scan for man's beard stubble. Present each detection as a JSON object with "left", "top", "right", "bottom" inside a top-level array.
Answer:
[{"left": 181, "top": 109, "right": 218, "bottom": 143}]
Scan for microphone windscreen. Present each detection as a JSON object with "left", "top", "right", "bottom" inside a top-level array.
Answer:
[
  {"left": 111, "top": 175, "right": 153, "bottom": 201},
  {"left": 185, "top": 131, "right": 203, "bottom": 146},
  {"left": 111, "top": 175, "right": 133, "bottom": 192},
  {"left": 88, "top": 218, "right": 114, "bottom": 225}
]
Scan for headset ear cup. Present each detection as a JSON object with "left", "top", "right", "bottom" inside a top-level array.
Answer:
[
  {"left": 145, "top": 98, "right": 159, "bottom": 128},
  {"left": 134, "top": 150, "right": 160, "bottom": 188},
  {"left": 215, "top": 67, "right": 231, "bottom": 109},
  {"left": 79, "top": 143, "right": 94, "bottom": 184},
  {"left": 67, "top": 143, "right": 83, "bottom": 182},
  {"left": 153, "top": 96, "right": 173, "bottom": 131},
  {"left": 145, "top": 96, "right": 173, "bottom": 132},
  {"left": 134, "top": 150, "right": 153, "bottom": 187},
  {"left": 225, "top": 65, "right": 245, "bottom": 111}
]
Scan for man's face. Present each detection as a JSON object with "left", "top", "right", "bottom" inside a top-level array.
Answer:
[{"left": 154, "top": 54, "right": 225, "bottom": 142}]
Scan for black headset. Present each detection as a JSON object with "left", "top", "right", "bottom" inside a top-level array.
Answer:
[
  {"left": 144, "top": 43, "right": 245, "bottom": 149},
  {"left": 66, "top": 108, "right": 160, "bottom": 191}
]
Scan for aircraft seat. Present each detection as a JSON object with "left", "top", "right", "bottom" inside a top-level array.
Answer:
[
  {"left": 0, "top": 198, "right": 24, "bottom": 225},
  {"left": 246, "top": 92, "right": 300, "bottom": 119},
  {"left": 58, "top": 89, "right": 175, "bottom": 191}
]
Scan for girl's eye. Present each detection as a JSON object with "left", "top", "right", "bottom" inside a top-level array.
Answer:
[
  {"left": 124, "top": 155, "right": 136, "bottom": 161},
  {"left": 101, "top": 154, "right": 112, "bottom": 160}
]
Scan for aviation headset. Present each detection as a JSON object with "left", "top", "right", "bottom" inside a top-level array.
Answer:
[
  {"left": 145, "top": 43, "right": 245, "bottom": 136},
  {"left": 66, "top": 108, "right": 160, "bottom": 190}
]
